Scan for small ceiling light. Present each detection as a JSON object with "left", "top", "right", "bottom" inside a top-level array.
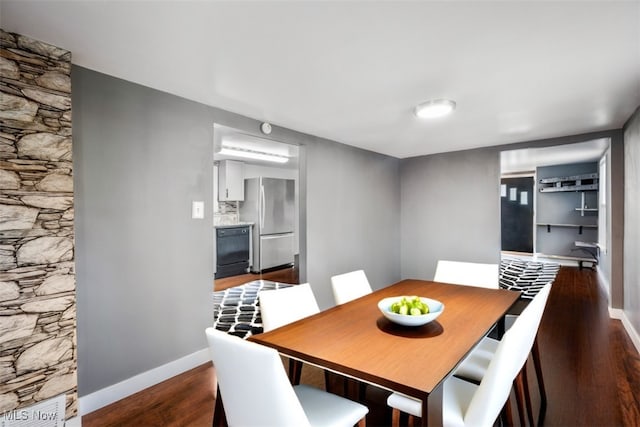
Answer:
[
  {"left": 414, "top": 99, "right": 456, "bottom": 119},
  {"left": 219, "top": 146, "right": 289, "bottom": 163}
]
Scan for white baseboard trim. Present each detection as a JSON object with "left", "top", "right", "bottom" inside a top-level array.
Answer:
[
  {"left": 609, "top": 308, "right": 640, "bottom": 355},
  {"left": 609, "top": 307, "right": 624, "bottom": 319},
  {"left": 78, "top": 348, "right": 210, "bottom": 416}
]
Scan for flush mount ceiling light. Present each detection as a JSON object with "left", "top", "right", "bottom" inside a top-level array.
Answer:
[
  {"left": 219, "top": 146, "right": 289, "bottom": 163},
  {"left": 414, "top": 99, "right": 456, "bottom": 119}
]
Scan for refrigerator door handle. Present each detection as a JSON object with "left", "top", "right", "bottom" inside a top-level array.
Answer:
[
  {"left": 260, "top": 232, "right": 294, "bottom": 239},
  {"left": 260, "top": 184, "right": 265, "bottom": 229}
]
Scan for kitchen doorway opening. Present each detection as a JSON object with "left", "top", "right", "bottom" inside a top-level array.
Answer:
[
  {"left": 212, "top": 123, "right": 303, "bottom": 292},
  {"left": 499, "top": 138, "right": 609, "bottom": 267}
]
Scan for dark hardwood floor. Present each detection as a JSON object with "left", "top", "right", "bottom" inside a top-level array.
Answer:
[
  {"left": 213, "top": 265, "right": 299, "bottom": 292},
  {"left": 83, "top": 267, "right": 640, "bottom": 427},
  {"left": 538, "top": 267, "right": 640, "bottom": 426}
]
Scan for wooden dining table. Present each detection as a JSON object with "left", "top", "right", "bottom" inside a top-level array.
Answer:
[{"left": 250, "top": 279, "right": 520, "bottom": 427}]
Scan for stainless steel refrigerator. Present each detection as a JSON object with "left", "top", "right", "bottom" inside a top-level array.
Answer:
[{"left": 239, "top": 177, "right": 295, "bottom": 273}]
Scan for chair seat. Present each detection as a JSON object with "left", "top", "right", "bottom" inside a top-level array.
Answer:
[
  {"left": 295, "top": 384, "right": 369, "bottom": 427},
  {"left": 443, "top": 377, "right": 478, "bottom": 427},
  {"left": 454, "top": 337, "right": 499, "bottom": 382},
  {"left": 386, "top": 376, "right": 478, "bottom": 427}
]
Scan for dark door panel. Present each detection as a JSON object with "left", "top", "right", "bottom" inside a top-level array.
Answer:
[{"left": 501, "top": 177, "right": 534, "bottom": 253}]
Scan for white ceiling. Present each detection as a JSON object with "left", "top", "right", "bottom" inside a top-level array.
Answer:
[{"left": 2, "top": 1, "right": 639, "bottom": 159}]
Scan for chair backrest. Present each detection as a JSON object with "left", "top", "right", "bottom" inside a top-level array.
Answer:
[
  {"left": 259, "top": 283, "right": 320, "bottom": 332},
  {"left": 331, "top": 270, "right": 373, "bottom": 305},
  {"left": 506, "top": 281, "right": 553, "bottom": 368},
  {"left": 463, "top": 281, "right": 552, "bottom": 426},
  {"left": 205, "top": 328, "right": 311, "bottom": 427},
  {"left": 434, "top": 260, "right": 499, "bottom": 289}
]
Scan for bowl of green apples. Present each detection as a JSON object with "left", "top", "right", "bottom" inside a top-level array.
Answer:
[{"left": 378, "top": 296, "right": 444, "bottom": 326}]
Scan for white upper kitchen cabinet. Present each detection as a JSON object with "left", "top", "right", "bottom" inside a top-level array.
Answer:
[{"left": 218, "top": 160, "right": 244, "bottom": 201}]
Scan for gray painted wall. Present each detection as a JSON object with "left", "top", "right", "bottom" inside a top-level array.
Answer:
[
  {"left": 624, "top": 107, "right": 640, "bottom": 336},
  {"left": 72, "top": 66, "right": 401, "bottom": 394},
  {"left": 73, "top": 67, "right": 215, "bottom": 395},
  {"left": 305, "top": 139, "right": 401, "bottom": 309},
  {"left": 400, "top": 148, "right": 502, "bottom": 280},
  {"left": 398, "top": 130, "right": 626, "bottom": 311}
]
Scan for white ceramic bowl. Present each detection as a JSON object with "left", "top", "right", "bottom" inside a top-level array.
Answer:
[{"left": 378, "top": 296, "right": 445, "bottom": 326}]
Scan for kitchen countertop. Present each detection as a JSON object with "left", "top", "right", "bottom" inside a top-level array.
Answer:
[{"left": 214, "top": 222, "right": 254, "bottom": 229}]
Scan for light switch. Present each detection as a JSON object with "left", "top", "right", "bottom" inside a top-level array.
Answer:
[{"left": 192, "top": 201, "right": 204, "bottom": 219}]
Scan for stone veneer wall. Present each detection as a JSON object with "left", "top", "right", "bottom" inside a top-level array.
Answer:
[{"left": 0, "top": 30, "right": 77, "bottom": 418}]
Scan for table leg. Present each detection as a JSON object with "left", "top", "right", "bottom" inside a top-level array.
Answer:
[
  {"left": 212, "top": 384, "right": 228, "bottom": 427},
  {"left": 496, "top": 316, "right": 506, "bottom": 339},
  {"left": 423, "top": 384, "right": 444, "bottom": 427},
  {"left": 532, "top": 336, "right": 547, "bottom": 422},
  {"left": 288, "top": 358, "right": 303, "bottom": 385}
]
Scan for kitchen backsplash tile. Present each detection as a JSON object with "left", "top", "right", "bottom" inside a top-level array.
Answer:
[{"left": 214, "top": 201, "right": 239, "bottom": 225}]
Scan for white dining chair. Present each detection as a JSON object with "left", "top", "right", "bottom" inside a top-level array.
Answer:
[
  {"left": 434, "top": 260, "right": 547, "bottom": 426},
  {"left": 259, "top": 283, "right": 320, "bottom": 331},
  {"left": 387, "top": 325, "right": 527, "bottom": 426},
  {"left": 259, "top": 283, "right": 320, "bottom": 385},
  {"left": 330, "top": 270, "right": 373, "bottom": 399},
  {"left": 331, "top": 269, "right": 373, "bottom": 305},
  {"left": 387, "top": 284, "right": 551, "bottom": 426},
  {"left": 434, "top": 259, "right": 516, "bottom": 346},
  {"left": 434, "top": 260, "right": 499, "bottom": 289},
  {"left": 453, "top": 281, "right": 553, "bottom": 426},
  {"left": 205, "top": 328, "right": 369, "bottom": 427},
  {"left": 386, "top": 281, "right": 548, "bottom": 427},
  {"left": 434, "top": 259, "right": 518, "bottom": 367}
]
